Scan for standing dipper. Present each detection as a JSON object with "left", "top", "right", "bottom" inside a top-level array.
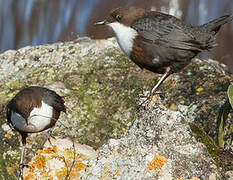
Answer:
[
  {"left": 6, "top": 86, "right": 66, "bottom": 179},
  {"left": 95, "top": 7, "right": 233, "bottom": 105}
]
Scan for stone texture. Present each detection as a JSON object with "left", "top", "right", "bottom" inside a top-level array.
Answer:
[
  {"left": 80, "top": 99, "right": 221, "bottom": 179},
  {"left": 0, "top": 37, "right": 232, "bottom": 179}
]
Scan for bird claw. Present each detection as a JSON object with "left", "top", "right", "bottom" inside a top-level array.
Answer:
[
  {"left": 138, "top": 95, "right": 153, "bottom": 107},
  {"left": 18, "top": 163, "right": 29, "bottom": 179},
  {"left": 137, "top": 91, "right": 152, "bottom": 108},
  {"left": 19, "top": 163, "right": 29, "bottom": 168},
  {"left": 137, "top": 90, "right": 163, "bottom": 108},
  {"left": 44, "top": 129, "right": 56, "bottom": 147}
]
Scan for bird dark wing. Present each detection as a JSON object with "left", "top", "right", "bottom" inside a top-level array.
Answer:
[
  {"left": 131, "top": 11, "right": 206, "bottom": 52},
  {"left": 6, "top": 101, "right": 13, "bottom": 127},
  {"left": 43, "top": 89, "right": 66, "bottom": 113},
  {"left": 6, "top": 95, "right": 33, "bottom": 125}
]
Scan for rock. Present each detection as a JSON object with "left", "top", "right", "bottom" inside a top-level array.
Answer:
[
  {"left": 80, "top": 100, "right": 221, "bottom": 179},
  {"left": 23, "top": 138, "right": 97, "bottom": 180},
  {"left": 0, "top": 37, "right": 232, "bottom": 179},
  {"left": 160, "top": 58, "right": 233, "bottom": 147},
  {"left": 0, "top": 37, "right": 156, "bottom": 179}
]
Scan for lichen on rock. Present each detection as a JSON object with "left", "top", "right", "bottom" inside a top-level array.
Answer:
[{"left": 0, "top": 37, "right": 233, "bottom": 179}]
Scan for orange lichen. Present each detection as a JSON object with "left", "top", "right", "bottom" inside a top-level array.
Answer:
[
  {"left": 24, "top": 173, "right": 33, "bottom": 180},
  {"left": 39, "top": 146, "right": 58, "bottom": 155},
  {"left": 33, "top": 154, "right": 46, "bottom": 170},
  {"left": 24, "top": 145, "right": 86, "bottom": 180},
  {"left": 169, "top": 103, "right": 176, "bottom": 110},
  {"left": 146, "top": 156, "right": 167, "bottom": 175},
  {"left": 114, "top": 169, "right": 120, "bottom": 176},
  {"left": 75, "top": 158, "right": 86, "bottom": 171},
  {"left": 55, "top": 157, "right": 86, "bottom": 179},
  {"left": 176, "top": 178, "right": 183, "bottom": 180}
]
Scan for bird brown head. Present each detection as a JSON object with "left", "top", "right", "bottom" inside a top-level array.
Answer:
[{"left": 95, "top": 7, "right": 146, "bottom": 27}]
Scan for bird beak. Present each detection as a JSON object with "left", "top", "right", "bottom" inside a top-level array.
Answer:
[{"left": 94, "top": 20, "right": 108, "bottom": 26}]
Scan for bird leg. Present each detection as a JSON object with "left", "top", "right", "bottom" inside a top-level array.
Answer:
[
  {"left": 138, "top": 67, "right": 172, "bottom": 107},
  {"left": 18, "top": 134, "right": 28, "bottom": 180},
  {"left": 42, "top": 127, "right": 56, "bottom": 147}
]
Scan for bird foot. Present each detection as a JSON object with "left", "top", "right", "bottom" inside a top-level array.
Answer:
[
  {"left": 138, "top": 90, "right": 150, "bottom": 99},
  {"left": 137, "top": 90, "right": 163, "bottom": 108},
  {"left": 47, "top": 129, "right": 57, "bottom": 145},
  {"left": 19, "top": 163, "right": 29, "bottom": 168},
  {"left": 40, "top": 130, "right": 56, "bottom": 148},
  {"left": 18, "top": 163, "right": 29, "bottom": 179}
]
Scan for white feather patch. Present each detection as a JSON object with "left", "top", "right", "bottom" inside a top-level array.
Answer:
[
  {"left": 108, "top": 22, "right": 138, "bottom": 57},
  {"left": 11, "top": 101, "right": 53, "bottom": 132}
]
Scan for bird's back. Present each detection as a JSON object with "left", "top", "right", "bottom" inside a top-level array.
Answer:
[{"left": 130, "top": 11, "right": 232, "bottom": 73}]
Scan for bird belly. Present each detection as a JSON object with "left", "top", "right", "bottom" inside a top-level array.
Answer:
[{"left": 11, "top": 101, "right": 53, "bottom": 133}]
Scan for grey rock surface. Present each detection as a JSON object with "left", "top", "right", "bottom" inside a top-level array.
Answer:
[
  {"left": 0, "top": 37, "right": 232, "bottom": 179},
  {"left": 80, "top": 99, "right": 220, "bottom": 179}
]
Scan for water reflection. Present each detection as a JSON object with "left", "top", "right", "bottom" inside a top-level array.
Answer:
[{"left": 0, "top": 0, "right": 232, "bottom": 71}]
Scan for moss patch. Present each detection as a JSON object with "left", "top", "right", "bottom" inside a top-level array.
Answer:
[{"left": 190, "top": 123, "right": 233, "bottom": 170}]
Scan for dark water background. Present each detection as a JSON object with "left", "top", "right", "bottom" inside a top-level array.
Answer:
[{"left": 0, "top": 0, "right": 233, "bottom": 71}]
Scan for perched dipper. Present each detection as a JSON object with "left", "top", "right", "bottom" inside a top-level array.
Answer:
[
  {"left": 95, "top": 7, "right": 233, "bottom": 105},
  {"left": 6, "top": 86, "right": 66, "bottom": 178}
]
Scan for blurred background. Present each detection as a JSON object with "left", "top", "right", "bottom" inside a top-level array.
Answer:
[{"left": 0, "top": 0, "right": 232, "bottom": 71}]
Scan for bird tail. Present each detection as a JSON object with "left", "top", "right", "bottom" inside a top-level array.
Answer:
[{"left": 200, "top": 14, "right": 233, "bottom": 35}]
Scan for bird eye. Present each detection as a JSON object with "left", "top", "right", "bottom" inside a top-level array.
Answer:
[{"left": 116, "top": 15, "right": 121, "bottom": 21}]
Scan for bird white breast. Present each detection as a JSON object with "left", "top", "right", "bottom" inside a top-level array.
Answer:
[
  {"left": 108, "top": 22, "right": 138, "bottom": 57},
  {"left": 11, "top": 101, "right": 53, "bottom": 133}
]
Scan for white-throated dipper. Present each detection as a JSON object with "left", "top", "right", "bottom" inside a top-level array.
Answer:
[
  {"left": 6, "top": 86, "right": 66, "bottom": 179},
  {"left": 95, "top": 6, "right": 233, "bottom": 105}
]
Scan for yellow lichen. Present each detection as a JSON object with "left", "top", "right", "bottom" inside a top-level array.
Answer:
[
  {"left": 169, "top": 103, "right": 176, "bottom": 110},
  {"left": 24, "top": 173, "right": 33, "bottom": 180},
  {"left": 188, "top": 178, "right": 200, "bottom": 180},
  {"left": 33, "top": 154, "right": 46, "bottom": 170},
  {"left": 55, "top": 158, "right": 86, "bottom": 179},
  {"left": 146, "top": 156, "right": 167, "bottom": 174},
  {"left": 75, "top": 159, "right": 86, "bottom": 171},
  {"left": 180, "top": 100, "right": 185, "bottom": 105},
  {"left": 171, "top": 82, "right": 177, "bottom": 87},
  {"left": 24, "top": 64, "right": 29, "bottom": 70},
  {"left": 175, "top": 178, "right": 183, "bottom": 180},
  {"left": 6, "top": 166, "right": 15, "bottom": 176},
  {"left": 5, "top": 132, "right": 12, "bottom": 139},
  {"left": 47, "top": 68, "right": 55, "bottom": 74},
  {"left": 112, "top": 150, "right": 118, "bottom": 156},
  {"left": 196, "top": 87, "right": 203, "bottom": 92},
  {"left": 39, "top": 146, "right": 59, "bottom": 155},
  {"left": 10, "top": 81, "right": 20, "bottom": 88},
  {"left": 114, "top": 169, "right": 120, "bottom": 176}
]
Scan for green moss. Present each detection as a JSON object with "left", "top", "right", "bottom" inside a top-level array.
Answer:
[
  {"left": 56, "top": 47, "right": 157, "bottom": 148},
  {"left": 0, "top": 40, "right": 163, "bottom": 177},
  {"left": 190, "top": 123, "right": 233, "bottom": 170}
]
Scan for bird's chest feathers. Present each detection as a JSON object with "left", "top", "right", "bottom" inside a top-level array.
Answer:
[
  {"left": 29, "top": 101, "right": 53, "bottom": 128},
  {"left": 108, "top": 22, "right": 138, "bottom": 57},
  {"left": 11, "top": 101, "right": 53, "bottom": 132}
]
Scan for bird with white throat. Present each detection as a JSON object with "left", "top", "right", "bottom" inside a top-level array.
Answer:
[
  {"left": 6, "top": 86, "right": 66, "bottom": 179},
  {"left": 95, "top": 6, "right": 233, "bottom": 106}
]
